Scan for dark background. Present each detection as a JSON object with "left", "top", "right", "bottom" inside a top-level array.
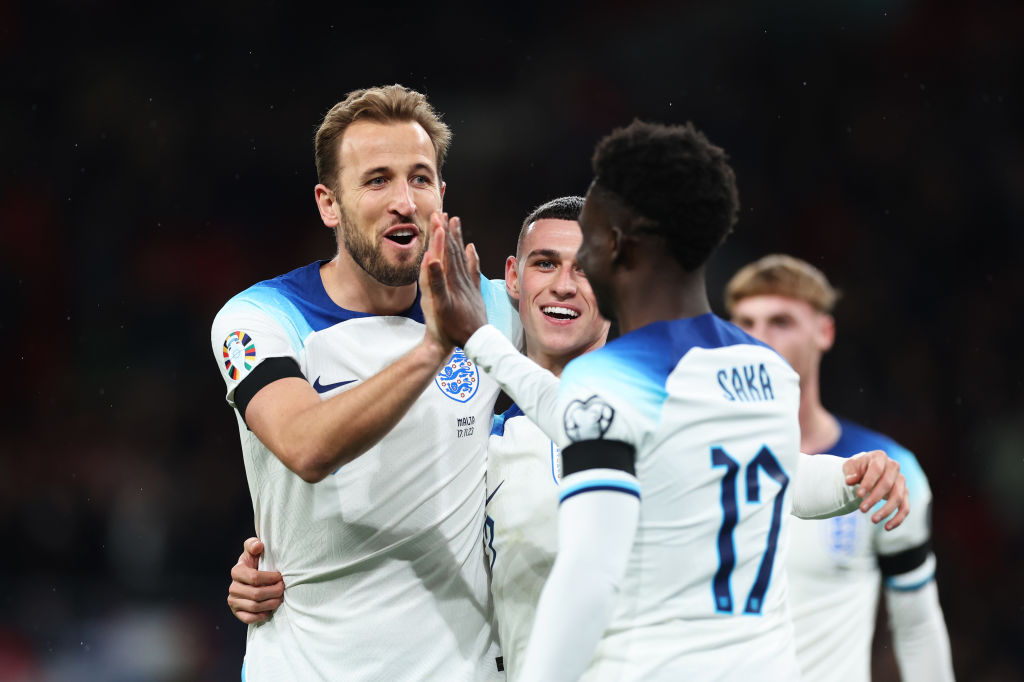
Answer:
[{"left": 2, "top": 1, "right": 1021, "bottom": 679}]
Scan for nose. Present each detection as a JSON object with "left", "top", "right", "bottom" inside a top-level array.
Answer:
[
  {"left": 551, "top": 266, "right": 579, "bottom": 298},
  {"left": 389, "top": 180, "right": 417, "bottom": 219}
]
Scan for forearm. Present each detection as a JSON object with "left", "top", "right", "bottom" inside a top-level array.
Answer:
[
  {"left": 464, "top": 324, "right": 562, "bottom": 440},
  {"left": 885, "top": 570, "right": 955, "bottom": 681},
  {"left": 519, "top": 470, "right": 640, "bottom": 681},
  {"left": 256, "top": 337, "right": 449, "bottom": 481},
  {"left": 790, "top": 452, "right": 861, "bottom": 519}
]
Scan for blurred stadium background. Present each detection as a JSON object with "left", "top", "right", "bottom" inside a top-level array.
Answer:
[{"left": 2, "top": 1, "right": 1021, "bottom": 679}]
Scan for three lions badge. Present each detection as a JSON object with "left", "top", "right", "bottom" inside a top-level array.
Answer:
[{"left": 435, "top": 348, "right": 480, "bottom": 403}]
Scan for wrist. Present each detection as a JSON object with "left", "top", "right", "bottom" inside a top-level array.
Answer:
[{"left": 417, "top": 334, "right": 452, "bottom": 369}]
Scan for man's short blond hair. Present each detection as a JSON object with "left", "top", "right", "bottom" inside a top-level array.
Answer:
[
  {"left": 314, "top": 84, "right": 452, "bottom": 191},
  {"left": 724, "top": 254, "right": 840, "bottom": 315}
]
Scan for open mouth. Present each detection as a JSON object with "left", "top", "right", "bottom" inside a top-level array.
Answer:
[
  {"left": 542, "top": 306, "right": 580, "bottom": 321},
  {"left": 385, "top": 228, "right": 417, "bottom": 246}
]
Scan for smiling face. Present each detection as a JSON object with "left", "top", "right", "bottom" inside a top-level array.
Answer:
[
  {"left": 730, "top": 294, "right": 835, "bottom": 381},
  {"left": 318, "top": 119, "right": 445, "bottom": 286},
  {"left": 506, "top": 218, "right": 609, "bottom": 374}
]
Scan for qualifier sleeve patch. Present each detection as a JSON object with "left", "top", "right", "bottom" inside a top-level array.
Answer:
[{"left": 563, "top": 395, "right": 615, "bottom": 442}]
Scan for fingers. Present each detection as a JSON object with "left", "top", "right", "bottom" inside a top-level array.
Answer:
[
  {"left": 445, "top": 216, "right": 470, "bottom": 282},
  {"left": 882, "top": 476, "right": 911, "bottom": 530},
  {"left": 430, "top": 210, "right": 445, "bottom": 232},
  {"left": 466, "top": 242, "right": 481, "bottom": 283},
  {"left": 843, "top": 454, "right": 866, "bottom": 485},
  {"left": 855, "top": 452, "right": 884, "bottom": 509},
  {"left": 227, "top": 583, "right": 284, "bottom": 624},
  {"left": 427, "top": 256, "right": 448, "bottom": 302},
  {"left": 231, "top": 557, "right": 283, "bottom": 588},
  {"left": 229, "top": 572, "right": 284, "bottom": 601},
  {"left": 859, "top": 454, "right": 898, "bottom": 512},
  {"left": 426, "top": 223, "right": 446, "bottom": 270}
]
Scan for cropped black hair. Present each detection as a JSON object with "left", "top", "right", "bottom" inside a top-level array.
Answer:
[
  {"left": 516, "top": 195, "right": 585, "bottom": 256},
  {"left": 591, "top": 120, "right": 739, "bottom": 271}
]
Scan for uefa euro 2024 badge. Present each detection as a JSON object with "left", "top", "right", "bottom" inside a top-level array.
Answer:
[
  {"left": 223, "top": 331, "right": 256, "bottom": 380},
  {"left": 435, "top": 347, "right": 479, "bottom": 403}
]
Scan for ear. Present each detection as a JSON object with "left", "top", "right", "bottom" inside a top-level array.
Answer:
[
  {"left": 505, "top": 255, "right": 521, "bottom": 303},
  {"left": 817, "top": 313, "right": 836, "bottom": 352},
  {"left": 315, "top": 184, "right": 340, "bottom": 228},
  {"left": 439, "top": 180, "right": 446, "bottom": 202},
  {"left": 608, "top": 225, "right": 625, "bottom": 263}
]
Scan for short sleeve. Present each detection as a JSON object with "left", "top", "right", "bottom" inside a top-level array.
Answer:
[
  {"left": 210, "top": 296, "right": 303, "bottom": 408},
  {"left": 555, "top": 350, "right": 658, "bottom": 452}
]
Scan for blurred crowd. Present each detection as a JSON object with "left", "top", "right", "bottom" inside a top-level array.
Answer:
[{"left": 1, "top": 1, "right": 1021, "bottom": 679}]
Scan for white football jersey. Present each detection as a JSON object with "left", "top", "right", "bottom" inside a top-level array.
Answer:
[
  {"left": 787, "top": 419, "right": 936, "bottom": 682},
  {"left": 554, "top": 314, "right": 803, "bottom": 681},
  {"left": 211, "top": 261, "right": 520, "bottom": 682},
  {"left": 484, "top": 405, "right": 561, "bottom": 681}
]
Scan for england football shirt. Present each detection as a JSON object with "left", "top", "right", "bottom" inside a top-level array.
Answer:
[
  {"left": 484, "top": 405, "right": 561, "bottom": 681},
  {"left": 787, "top": 419, "right": 935, "bottom": 682},
  {"left": 553, "top": 313, "right": 803, "bottom": 680},
  {"left": 211, "top": 261, "right": 520, "bottom": 681}
]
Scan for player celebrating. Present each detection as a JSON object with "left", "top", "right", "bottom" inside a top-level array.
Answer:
[
  {"left": 229, "top": 194, "right": 910, "bottom": 680},
  {"left": 210, "top": 85, "right": 518, "bottom": 681},
  {"left": 726, "top": 254, "right": 954, "bottom": 682},
  {"left": 482, "top": 196, "right": 609, "bottom": 679},
  {"left": 422, "top": 121, "right": 911, "bottom": 680}
]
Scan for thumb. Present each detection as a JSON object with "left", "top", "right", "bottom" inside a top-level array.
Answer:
[{"left": 242, "top": 537, "right": 264, "bottom": 567}]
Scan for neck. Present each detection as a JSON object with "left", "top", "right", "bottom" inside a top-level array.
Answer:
[
  {"left": 613, "top": 260, "right": 711, "bottom": 335},
  {"left": 796, "top": 364, "right": 841, "bottom": 454},
  {"left": 319, "top": 251, "right": 418, "bottom": 315},
  {"left": 527, "top": 333, "right": 606, "bottom": 377}
]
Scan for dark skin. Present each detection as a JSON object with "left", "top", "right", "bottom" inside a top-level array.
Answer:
[
  {"left": 421, "top": 195, "right": 909, "bottom": 528},
  {"left": 420, "top": 212, "right": 489, "bottom": 347},
  {"left": 225, "top": 199, "right": 910, "bottom": 625}
]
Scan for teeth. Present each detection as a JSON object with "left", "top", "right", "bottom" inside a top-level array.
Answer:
[
  {"left": 390, "top": 229, "right": 415, "bottom": 237},
  {"left": 542, "top": 306, "right": 579, "bottom": 318}
]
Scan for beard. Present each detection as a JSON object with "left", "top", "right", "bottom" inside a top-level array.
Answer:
[{"left": 337, "top": 207, "right": 427, "bottom": 287}]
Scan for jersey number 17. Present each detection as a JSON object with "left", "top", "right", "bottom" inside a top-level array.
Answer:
[{"left": 711, "top": 445, "right": 789, "bottom": 615}]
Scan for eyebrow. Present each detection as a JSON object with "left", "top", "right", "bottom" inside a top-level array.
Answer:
[
  {"left": 526, "top": 248, "right": 562, "bottom": 261},
  {"left": 358, "top": 163, "right": 436, "bottom": 183}
]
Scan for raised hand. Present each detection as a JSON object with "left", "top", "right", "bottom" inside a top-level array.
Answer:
[
  {"left": 421, "top": 211, "right": 489, "bottom": 347},
  {"left": 842, "top": 450, "right": 910, "bottom": 530}
]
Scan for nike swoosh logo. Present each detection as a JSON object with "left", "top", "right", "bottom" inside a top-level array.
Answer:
[
  {"left": 312, "top": 377, "right": 357, "bottom": 393},
  {"left": 486, "top": 480, "right": 505, "bottom": 505}
]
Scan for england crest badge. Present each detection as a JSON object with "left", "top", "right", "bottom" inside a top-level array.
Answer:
[{"left": 435, "top": 348, "right": 479, "bottom": 403}]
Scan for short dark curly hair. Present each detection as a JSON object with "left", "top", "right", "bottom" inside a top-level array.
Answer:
[
  {"left": 591, "top": 120, "right": 739, "bottom": 272},
  {"left": 516, "top": 195, "right": 585, "bottom": 256}
]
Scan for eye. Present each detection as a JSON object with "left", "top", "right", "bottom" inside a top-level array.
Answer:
[
  {"left": 367, "top": 176, "right": 387, "bottom": 187},
  {"left": 534, "top": 260, "right": 556, "bottom": 269},
  {"left": 411, "top": 175, "right": 432, "bottom": 186}
]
